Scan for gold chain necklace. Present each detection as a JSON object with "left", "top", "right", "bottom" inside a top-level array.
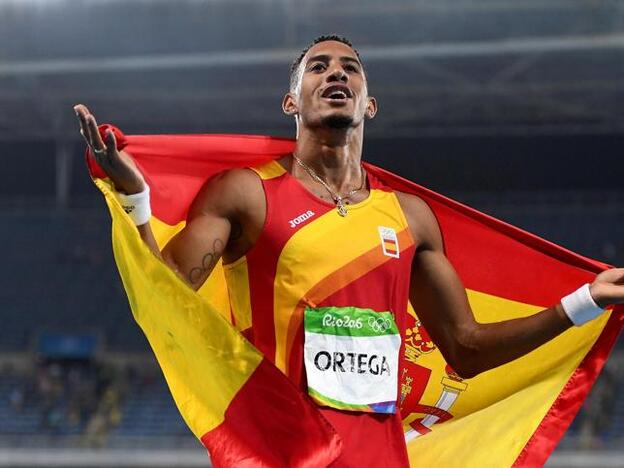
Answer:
[{"left": 292, "top": 154, "right": 366, "bottom": 217}]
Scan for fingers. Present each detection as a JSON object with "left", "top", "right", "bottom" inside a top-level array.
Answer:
[
  {"left": 86, "top": 113, "right": 106, "bottom": 152},
  {"left": 610, "top": 268, "right": 624, "bottom": 285},
  {"left": 105, "top": 129, "right": 118, "bottom": 159},
  {"left": 74, "top": 105, "right": 94, "bottom": 147},
  {"left": 73, "top": 104, "right": 106, "bottom": 153},
  {"left": 596, "top": 268, "right": 624, "bottom": 286}
]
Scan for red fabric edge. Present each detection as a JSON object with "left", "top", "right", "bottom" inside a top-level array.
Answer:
[
  {"left": 200, "top": 358, "right": 342, "bottom": 468},
  {"left": 512, "top": 306, "right": 623, "bottom": 467}
]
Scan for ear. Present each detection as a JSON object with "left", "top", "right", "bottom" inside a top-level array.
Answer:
[
  {"left": 365, "top": 96, "right": 378, "bottom": 120},
  {"left": 282, "top": 93, "right": 299, "bottom": 116}
]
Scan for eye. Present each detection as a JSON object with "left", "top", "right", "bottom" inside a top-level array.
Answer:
[
  {"left": 345, "top": 64, "right": 360, "bottom": 73},
  {"left": 309, "top": 62, "right": 326, "bottom": 72}
]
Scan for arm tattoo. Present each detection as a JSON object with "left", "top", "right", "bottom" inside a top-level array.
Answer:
[{"left": 188, "top": 238, "right": 225, "bottom": 285}]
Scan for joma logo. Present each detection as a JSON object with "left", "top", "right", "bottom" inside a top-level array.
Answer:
[{"left": 289, "top": 210, "right": 315, "bottom": 228}]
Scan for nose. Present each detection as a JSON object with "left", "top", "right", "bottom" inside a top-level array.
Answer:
[{"left": 326, "top": 66, "right": 348, "bottom": 83}]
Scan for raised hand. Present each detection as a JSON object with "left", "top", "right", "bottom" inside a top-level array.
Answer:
[
  {"left": 590, "top": 268, "right": 624, "bottom": 308},
  {"left": 74, "top": 104, "right": 145, "bottom": 194}
]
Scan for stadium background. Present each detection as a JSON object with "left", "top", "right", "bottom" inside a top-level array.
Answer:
[{"left": 0, "top": 0, "right": 622, "bottom": 466}]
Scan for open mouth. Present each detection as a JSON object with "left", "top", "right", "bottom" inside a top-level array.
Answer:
[{"left": 321, "top": 85, "right": 352, "bottom": 101}]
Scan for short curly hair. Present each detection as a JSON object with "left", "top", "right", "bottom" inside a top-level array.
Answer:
[{"left": 289, "top": 34, "right": 362, "bottom": 92}]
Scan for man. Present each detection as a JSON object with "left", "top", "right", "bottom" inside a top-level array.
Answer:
[{"left": 75, "top": 35, "right": 624, "bottom": 467}]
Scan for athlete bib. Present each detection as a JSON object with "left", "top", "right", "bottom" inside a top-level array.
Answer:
[{"left": 303, "top": 306, "right": 401, "bottom": 414}]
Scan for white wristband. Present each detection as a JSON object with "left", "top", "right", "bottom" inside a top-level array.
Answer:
[
  {"left": 115, "top": 185, "right": 151, "bottom": 226},
  {"left": 560, "top": 283, "right": 605, "bottom": 326}
]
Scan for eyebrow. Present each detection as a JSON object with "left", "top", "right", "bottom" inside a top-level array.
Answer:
[{"left": 306, "top": 54, "right": 362, "bottom": 67}]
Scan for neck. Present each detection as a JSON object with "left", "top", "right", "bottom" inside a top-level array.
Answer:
[{"left": 293, "top": 125, "right": 364, "bottom": 191}]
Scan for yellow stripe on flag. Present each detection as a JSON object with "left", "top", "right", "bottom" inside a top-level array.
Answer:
[
  {"left": 404, "top": 289, "right": 609, "bottom": 467},
  {"left": 97, "top": 179, "right": 262, "bottom": 438}
]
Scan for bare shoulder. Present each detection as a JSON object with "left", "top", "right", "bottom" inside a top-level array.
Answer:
[
  {"left": 188, "top": 167, "right": 265, "bottom": 220},
  {"left": 395, "top": 190, "right": 443, "bottom": 252}
]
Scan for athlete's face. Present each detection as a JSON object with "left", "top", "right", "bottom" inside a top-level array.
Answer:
[{"left": 283, "top": 41, "right": 377, "bottom": 130}]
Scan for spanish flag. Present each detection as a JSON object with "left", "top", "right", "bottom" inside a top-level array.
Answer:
[{"left": 89, "top": 126, "right": 622, "bottom": 467}]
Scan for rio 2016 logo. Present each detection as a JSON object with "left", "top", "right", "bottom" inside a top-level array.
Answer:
[{"left": 322, "top": 313, "right": 363, "bottom": 329}]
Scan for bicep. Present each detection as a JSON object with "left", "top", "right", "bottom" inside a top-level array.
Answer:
[
  {"left": 409, "top": 248, "right": 479, "bottom": 375},
  {"left": 410, "top": 249, "right": 475, "bottom": 345},
  {"left": 162, "top": 212, "right": 231, "bottom": 290},
  {"left": 402, "top": 193, "right": 477, "bottom": 366},
  {"left": 161, "top": 172, "right": 238, "bottom": 290}
]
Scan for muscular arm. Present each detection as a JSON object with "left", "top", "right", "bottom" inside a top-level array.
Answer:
[
  {"left": 160, "top": 201, "right": 231, "bottom": 290},
  {"left": 398, "top": 192, "right": 574, "bottom": 379},
  {"left": 159, "top": 169, "right": 263, "bottom": 290}
]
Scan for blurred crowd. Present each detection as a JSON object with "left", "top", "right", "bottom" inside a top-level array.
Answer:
[
  {"left": 4, "top": 359, "right": 129, "bottom": 447},
  {"left": 575, "top": 364, "right": 620, "bottom": 449}
]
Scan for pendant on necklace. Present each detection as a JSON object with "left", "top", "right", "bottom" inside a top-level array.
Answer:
[{"left": 336, "top": 197, "right": 348, "bottom": 217}]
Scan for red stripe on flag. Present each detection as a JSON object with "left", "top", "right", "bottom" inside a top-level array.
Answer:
[{"left": 201, "top": 358, "right": 341, "bottom": 468}]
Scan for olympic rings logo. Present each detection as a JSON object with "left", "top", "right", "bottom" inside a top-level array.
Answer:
[{"left": 368, "top": 316, "right": 392, "bottom": 333}]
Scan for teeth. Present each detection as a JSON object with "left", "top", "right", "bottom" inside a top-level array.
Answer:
[{"left": 329, "top": 91, "right": 347, "bottom": 99}]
